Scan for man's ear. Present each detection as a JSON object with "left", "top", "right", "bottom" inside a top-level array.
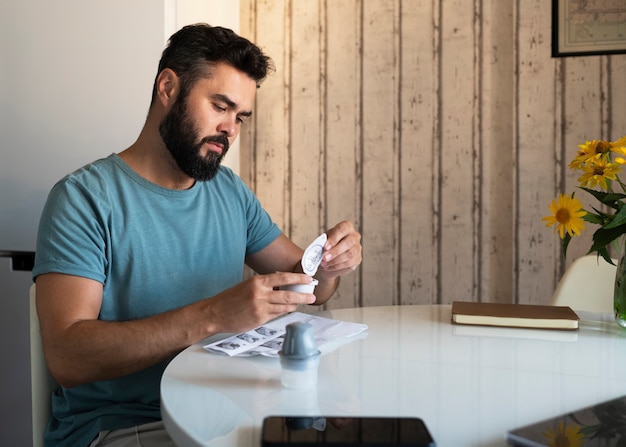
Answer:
[{"left": 155, "top": 68, "right": 179, "bottom": 106}]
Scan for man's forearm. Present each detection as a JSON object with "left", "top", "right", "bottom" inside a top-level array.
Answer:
[{"left": 45, "top": 303, "right": 207, "bottom": 388}]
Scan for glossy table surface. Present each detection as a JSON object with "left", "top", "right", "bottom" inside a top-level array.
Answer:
[{"left": 160, "top": 305, "right": 626, "bottom": 447}]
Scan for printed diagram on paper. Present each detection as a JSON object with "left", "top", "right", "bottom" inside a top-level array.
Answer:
[{"left": 203, "top": 312, "right": 368, "bottom": 357}]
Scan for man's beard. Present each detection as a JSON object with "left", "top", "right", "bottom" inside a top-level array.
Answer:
[{"left": 159, "top": 94, "right": 230, "bottom": 182}]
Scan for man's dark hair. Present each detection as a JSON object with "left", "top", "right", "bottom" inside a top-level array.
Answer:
[{"left": 150, "top": 23, "right": 274, "bottom": 104}]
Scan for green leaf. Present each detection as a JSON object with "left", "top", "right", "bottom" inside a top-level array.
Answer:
[
  {"left": 588, "top": 224, "right": 626, "bottom": 254},
  {"left": 562, "top": 233, "right": 572, "bottom": 258},
  {"left": 580, "top": 187, "right": 626, "bottom": 208},
  {"left": 605, "top": 193, "right": 626, "bottom": 202},
  {"left": 590, "top": 206, "right": 616, "bottom": 219},
  {"left": 580, "top": 187, "right": 612, "bottom": 202},
  {"left": 583, "top": 211, "right": 606, "bottom": 225},
  {"left": 597, "top": 247, "right": 615, "bottom": 265},
  {"left": 605, "top": 205, "right": 626, "bottom": 229}
]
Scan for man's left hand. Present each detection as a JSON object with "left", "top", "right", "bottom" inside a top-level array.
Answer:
[{"left": 318, "top": 220, "right": 362, "bottom": 278}]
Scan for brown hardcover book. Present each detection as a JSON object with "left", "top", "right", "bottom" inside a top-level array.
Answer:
[{"left": 451, "top": 301, "right": 579, "bottom": 330}]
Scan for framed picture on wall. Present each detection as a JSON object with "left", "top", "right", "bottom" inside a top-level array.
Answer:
[{"left": 552, "top": 0, "right": 626, "bottom": 57}]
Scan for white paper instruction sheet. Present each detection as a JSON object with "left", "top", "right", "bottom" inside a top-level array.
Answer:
[{"left": 203, "top": 312, "right": 368, "bottom": 357}]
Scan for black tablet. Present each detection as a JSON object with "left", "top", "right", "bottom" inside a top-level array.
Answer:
[
  {"left": 261, "top": 416, "right": 436, "bottom": 447},
  {"left": 507, "top": 395, "right": 626, "bottom": 447}
]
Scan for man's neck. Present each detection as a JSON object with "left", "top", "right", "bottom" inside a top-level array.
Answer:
[{"left": 119, "top": 131, "right": 196, "bottom": 190}]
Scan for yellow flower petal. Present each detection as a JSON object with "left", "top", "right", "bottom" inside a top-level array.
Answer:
[
  {"left": 543, "top": 194, "right": 586, "bottom": 239},
  {"left": 542, "top": 420, "right": 584, "bottom": 447},
  {"left": 577, "top": 158, "right": 620, "bottom": 190}
]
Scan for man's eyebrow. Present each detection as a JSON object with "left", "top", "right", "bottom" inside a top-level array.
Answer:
[{"left": 211, "top": 94, "right": 252, "bottom": 117}]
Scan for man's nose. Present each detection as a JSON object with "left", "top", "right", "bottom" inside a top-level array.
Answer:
[{"left": 217, "top": 116, "right": 237, "bottom": 138}]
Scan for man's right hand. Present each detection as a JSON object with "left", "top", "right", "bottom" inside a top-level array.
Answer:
[{"left": 200, "top": 271, "right": 317, "bottom": 335}]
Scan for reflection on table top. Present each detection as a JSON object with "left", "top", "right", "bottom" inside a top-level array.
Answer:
[{"left": 160, "top": 305, "right": 626, "bottom": 447}]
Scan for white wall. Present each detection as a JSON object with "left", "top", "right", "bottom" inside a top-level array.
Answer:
[
  {"left": 0, "top": 1, "right": 239, "bottom": 445},
  {"left": 0, "top": 0, "right": 240, "bottom": 252},
  {"left": 0, "top": 0, "right": 163, "bottom": 251}
]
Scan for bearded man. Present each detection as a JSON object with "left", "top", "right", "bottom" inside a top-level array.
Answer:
[{"left": 33, "top": 23, "right": 361, "bottom": 447}]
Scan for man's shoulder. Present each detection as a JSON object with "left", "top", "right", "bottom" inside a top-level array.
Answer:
[
  {"left": 64, "top": 154, "right": 120, "bottom": 181},
  {"left": 46, "top": 154, "right": 134, "bottom": 208},
  {"left": 51, "top": 154, "right": 120, "bottom": 190}
]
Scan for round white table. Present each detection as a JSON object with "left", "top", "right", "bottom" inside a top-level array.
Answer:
[{"left": 160, "top": 305, "right": 626, "bottom": 447}]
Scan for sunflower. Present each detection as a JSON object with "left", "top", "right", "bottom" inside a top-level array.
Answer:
[
  {"left": 542, "top": 194, "right": 587, "bottom": 239},
  {"left": 611, "top": 144, "right": 626, "bottom": 164},
  {"left": 569, "top": 136, "right": 626, "bottom": 169},
  {"left": 576, "top": 158, "right": 621, "bottom": 190},
  {"left": 542, "top": 421, "right": 584, "bottom": 447},
  {"left": 570, "top": 139, "right": 608, "bottom": 168},
  {"left": 610, "top": 135, "right": 626, "bottom": 151},
  {"left": 545, "top": 135, "right": 626, "bottom": 262}
]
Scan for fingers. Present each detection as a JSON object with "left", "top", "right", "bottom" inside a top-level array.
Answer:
[
  {"left": 270, "top": 271, "right": 315, "bottom": 287},
  {"left": 321, "top": 238, "right": 361, "bottom": 271},
  {"left": 321, "top": 221, "right": 362, "bottom": 272},
  {"left": 254, "top": 273, "right": 317, "bottom": 306},
  {"left": 215, "top": 274, "right": 316, "bottom": 332},
  {"left": 323, "top": 221, "right": 356, "bottom": 249},
  {"left": 263, "top": 289, "right": 315, "bottom": 322},
  {"left": 274, "top": 291, "right": 316, "bottom": 306}
]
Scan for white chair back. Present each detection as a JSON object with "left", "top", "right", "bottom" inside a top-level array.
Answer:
[
  {"left": 30, "top": 284, "right": 56, "bottom": 447},
  {"left": 551, "top": 255, "right": 617, "bottom": 313}
]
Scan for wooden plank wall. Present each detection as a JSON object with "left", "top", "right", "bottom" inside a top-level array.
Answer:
[{"left": 239, "top": 0, "right": 626, "bottom": 309}]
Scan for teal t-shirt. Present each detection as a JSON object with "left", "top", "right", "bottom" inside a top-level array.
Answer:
[{"left": 32, "top": 154, "right": 281, "bottom": 447}]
